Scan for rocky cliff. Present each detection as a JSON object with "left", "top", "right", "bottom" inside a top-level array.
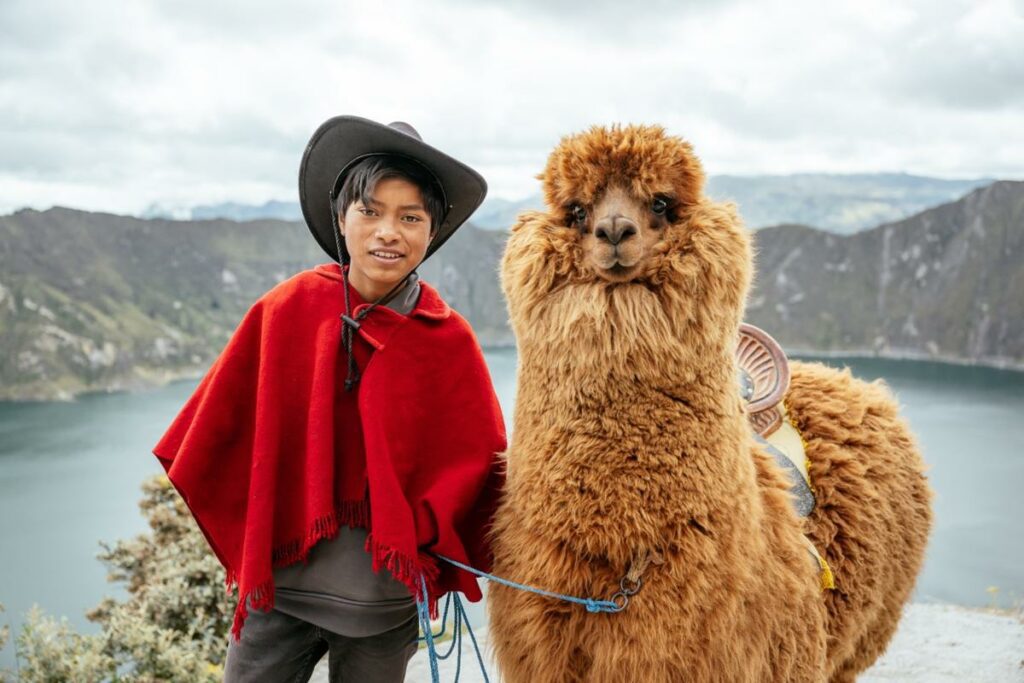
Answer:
[{"left": 746, "top": 181, "right": 1023, "bottom": 368}]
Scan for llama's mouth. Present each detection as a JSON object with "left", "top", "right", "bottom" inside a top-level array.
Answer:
[
  {"left": 592, "top": 263, "right": 640, "bottom": 284},
  {"left": 599, "top": 259, "right": 641, "bottom": 280},
  {"left": 591, "top": 248, "right": 643, "bottom": 280}
]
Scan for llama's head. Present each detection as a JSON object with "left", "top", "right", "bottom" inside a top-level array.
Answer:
[
  {"left": 540, "top": 123, "right": 707, "bottom": 285},
  {"left": 501, "top": 124, "right": 753, "bottom": 373}
]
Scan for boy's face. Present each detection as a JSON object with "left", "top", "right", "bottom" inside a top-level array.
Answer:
[{"left": 339, "top": 176, "right": 434, "bottom": 301}]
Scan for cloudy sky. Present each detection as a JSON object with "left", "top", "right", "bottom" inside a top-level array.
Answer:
[{"left": 2, "top": 0, "right": 1022, "bottom": 215}]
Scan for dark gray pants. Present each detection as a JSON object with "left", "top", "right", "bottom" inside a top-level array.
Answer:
[{"left": 223, "top": 606, "right": 418, "bottom": 682}]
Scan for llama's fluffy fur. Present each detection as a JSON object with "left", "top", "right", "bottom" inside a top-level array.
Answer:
[{"left": 487, "top": 124, "right": 933, "bottom": 682}]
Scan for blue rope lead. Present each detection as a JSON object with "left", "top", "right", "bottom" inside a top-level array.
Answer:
[
  {"left": 416, "top": 575, "right": 440, "bottom": 683},
  {"left": 454, "top": 591, "right": 488, "bottom": 681},
  {"left": 415, "top": 553, "right": 632, "bottom": 683},
  {"left": 431, "top": 553, "right": 626, "bottom": 613},
  {"left": 416, "top": 574, "right": 491, "bottom": 683}
]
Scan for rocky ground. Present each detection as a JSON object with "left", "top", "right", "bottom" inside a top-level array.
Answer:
[{"left": 307, "top": 602, "right": 1024, "bottom": 682}]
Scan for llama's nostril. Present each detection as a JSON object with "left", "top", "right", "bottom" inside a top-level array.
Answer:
[{"left": 595, "top": 219, "right": 638, "bottom": 246}]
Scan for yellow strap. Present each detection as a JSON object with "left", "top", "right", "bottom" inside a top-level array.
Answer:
[
  {"left": 803, "top": 535, "right": 836, "bottom": 591},
  {"left": 771, "top": 402, "right": 835, "bottom": 591}
]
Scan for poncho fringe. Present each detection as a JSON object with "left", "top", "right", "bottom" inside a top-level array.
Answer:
[{"left": 227, "top": 497, "right": 440, "bottom": 641}]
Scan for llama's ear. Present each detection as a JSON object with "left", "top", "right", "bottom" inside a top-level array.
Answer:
[{"left": 672, "top": 141, "right": 707, "bottom": 207}]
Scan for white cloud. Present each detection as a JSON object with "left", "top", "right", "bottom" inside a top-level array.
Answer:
[{"left": 1, "top": 0, "right": 1022, "bottom": 215}]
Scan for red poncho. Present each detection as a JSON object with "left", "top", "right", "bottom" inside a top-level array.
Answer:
[{"left": 152, "top": 263, "right": 507, "bottom": 641}]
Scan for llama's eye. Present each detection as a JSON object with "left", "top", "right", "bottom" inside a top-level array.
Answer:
[
  {"left": 651, "top": 197, "right": 668, "bottom": 215},
  {"left": 571, "top": 204, "right": 587, "bottom": 224}
]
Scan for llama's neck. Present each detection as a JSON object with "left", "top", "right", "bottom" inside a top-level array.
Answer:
[
  {"left": 514, "top": 336, "right": 746, "bottom": 454},
  {"left": 512, "top": 279, "right": 745, "bottom": 426},
  {"left": 508, "top": 285, "right": 762, "bottom": 563}
]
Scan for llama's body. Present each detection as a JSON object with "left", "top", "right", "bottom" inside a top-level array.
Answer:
[
  {"left": 487, "top": 125, "right": 932, "bottom": 682},
  {"left": 788, "top": 361, "right": 932, "bottom": 681}
]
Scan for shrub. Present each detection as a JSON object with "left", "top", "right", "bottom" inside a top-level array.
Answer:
[{"left": 6, "top": 475, "right": 234, "bottom": 682}]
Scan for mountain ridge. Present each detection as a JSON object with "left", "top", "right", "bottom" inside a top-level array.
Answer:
[
  {"left": 0, "top": 180, "right": 1020, "bottom": 401},
  {"left": 117, "top": 172, "right": 997, "bottom": 235}
]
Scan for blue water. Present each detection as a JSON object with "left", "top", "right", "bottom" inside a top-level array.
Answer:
[{"left": 0, "top": 351, "right": 1021, "bottom": 671}]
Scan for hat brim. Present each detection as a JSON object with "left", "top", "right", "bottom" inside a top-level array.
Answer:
[{"left": 298, "top": 115, "right": 487, "bottom": 263}]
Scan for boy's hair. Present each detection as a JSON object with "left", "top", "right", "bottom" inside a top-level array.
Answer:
[{"left": 333, "top": 154, "right": 447, "bottom": 236}]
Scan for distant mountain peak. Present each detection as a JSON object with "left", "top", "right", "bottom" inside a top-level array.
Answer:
[{"left": 128, "top": 173, "right": 1001, "bottom": 234}]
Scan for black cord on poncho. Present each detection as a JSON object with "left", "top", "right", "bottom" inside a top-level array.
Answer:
[{"left": 332, "top": 215, "right": 415, "bottom": 392}]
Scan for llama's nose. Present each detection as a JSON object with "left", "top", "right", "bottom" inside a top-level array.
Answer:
[{"left": 594, "top": 215, "right": 638, "bottom": 246}]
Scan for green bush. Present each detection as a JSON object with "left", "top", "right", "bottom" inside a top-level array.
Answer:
[{"left": 2, "top": 475, "right": 235, "bottom": 682}]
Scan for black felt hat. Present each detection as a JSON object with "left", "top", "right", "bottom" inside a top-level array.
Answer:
[{"left": 298, "top": 115, "right": 487, "bottom": 263}]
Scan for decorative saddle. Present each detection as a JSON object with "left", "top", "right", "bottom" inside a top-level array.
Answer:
[{"left": 736, "top": 323, "right": 834, "bottom": 590}]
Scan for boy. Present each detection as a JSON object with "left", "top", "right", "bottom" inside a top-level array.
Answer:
[{"left": 153, "top": 116, "right": 507, "bottom": 682}]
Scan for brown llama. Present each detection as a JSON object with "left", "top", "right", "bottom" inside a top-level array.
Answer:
[{"left": 486, "top": 124, "right": 933, "bottom": 683}]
